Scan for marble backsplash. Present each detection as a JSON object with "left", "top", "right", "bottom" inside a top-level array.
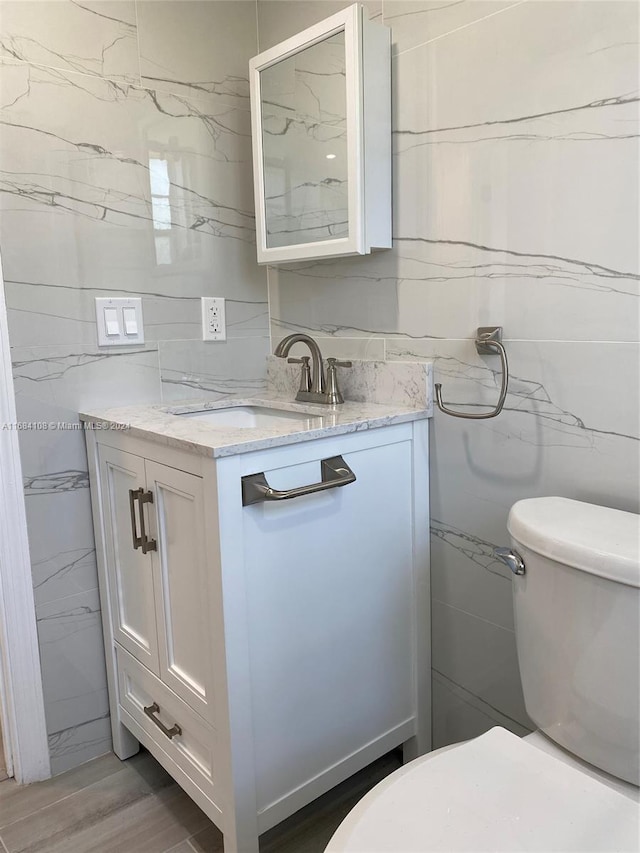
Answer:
[{"left": 266, "top": 355, "right": 433, "bottom": 411}]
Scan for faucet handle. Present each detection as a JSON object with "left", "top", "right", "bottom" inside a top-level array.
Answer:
[
  {"left": 287, "top": 356, "right": 312, "bottom": 393},
  {"left": 325, "top": 358, "right": 352, "bottom": 404}
]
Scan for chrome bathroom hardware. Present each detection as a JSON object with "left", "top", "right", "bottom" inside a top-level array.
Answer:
[
  {"left": 288, "top": 355, "right": 312, "bottom": 393},
  {"left": 242, "top": 455, "right": 356, "bottom": 506},
  {"left": 143, "top": 702, "right": 182, "bottom": 739},
  {"left": 325, "top": 358, "right": 352, "bottom": 405},
  {"left": 275, "top": 334, "right": 352, "bottom": 404},
  {"left": 494, "top": 547, "right": 526, "bottom": 576},
  {"left": 275, "top": 333, "right": 326, "bottom": 400},
  {"left": 128, "top": 487, "right": 157, "bottom": 554},
  {"left": 435, "top": 326, "right": 509, "bottom": 419}
]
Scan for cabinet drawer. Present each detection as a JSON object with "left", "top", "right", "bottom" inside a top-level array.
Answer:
[{"left": 116, "top": 645, "right": 218, "bottom": 803}]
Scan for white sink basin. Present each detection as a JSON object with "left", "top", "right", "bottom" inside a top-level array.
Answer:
[{"left": 177, "top": 405, "right": 318, "bottom": 430}]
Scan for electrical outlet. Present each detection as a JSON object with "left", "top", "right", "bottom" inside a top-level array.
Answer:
[{"left": 201, "top": 297, "right": 226, "bottom": 341}]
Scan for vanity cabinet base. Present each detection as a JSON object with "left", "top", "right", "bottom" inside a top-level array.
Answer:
[{"left": 87, "top": 422, "right": 430, "bottom": 853}]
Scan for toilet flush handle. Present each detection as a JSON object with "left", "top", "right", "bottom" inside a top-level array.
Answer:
[{"left": 494, "top": 547, "right": 526, "bottom": 575}]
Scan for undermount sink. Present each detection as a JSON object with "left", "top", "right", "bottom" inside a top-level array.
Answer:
[{"left": 177, "top": 405, "right": 318, "bottom": 429}]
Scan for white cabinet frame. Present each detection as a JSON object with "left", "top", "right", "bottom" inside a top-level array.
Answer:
[{"left": 249, "top": 4, "right": 391, "bottom": 265}]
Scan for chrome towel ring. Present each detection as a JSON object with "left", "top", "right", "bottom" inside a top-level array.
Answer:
[{"left": 435, "top": 326, "right": 509, "bottom": 419}]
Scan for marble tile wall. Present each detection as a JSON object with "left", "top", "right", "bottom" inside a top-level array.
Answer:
[
  {"left": 0, "top": 0, "right": 268, "bottom": 773},
  {"left": 261, "top": 0, "right": 640, "bottom": 745}
]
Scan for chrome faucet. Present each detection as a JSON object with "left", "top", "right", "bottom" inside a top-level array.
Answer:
[{"left": 274, "top": 334, "right": 351, "bottom": 404}]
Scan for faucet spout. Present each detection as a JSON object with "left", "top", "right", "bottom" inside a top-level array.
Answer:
[{"left": 274, "top": 334, "right": 325, "bottom": 394}]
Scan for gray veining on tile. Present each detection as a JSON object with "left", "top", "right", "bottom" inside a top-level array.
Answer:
[
  {"left": 0, "top": 1, "right": 139, "bottom": 82},
  {"left": 0, "top": 0, "right": 268, "bottom": 774},
  {"left": 47, "top": 716, "right": 113, "bottom": 778},
  {"left": 36, "top": 588, "right": 109, "bottom": 737},
  {"left": 260, "top": 0, "right": 640, "bottom": 752},
  {"left": 159, "top": 338, "right": 270, "bottom": 403},
  {"left": 384, "top": 0, "right": 524, "bottom": 56},
  {"left": 137, "top": 0, "right": 257, "bottom": 108}
]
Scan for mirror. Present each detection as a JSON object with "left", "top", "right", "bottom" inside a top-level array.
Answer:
[
  {"left": 250, "top": 4, "right": 391, "bottom": 265},
  {"left": 260, "top": 31, "right": 349, "bottom": 249}
]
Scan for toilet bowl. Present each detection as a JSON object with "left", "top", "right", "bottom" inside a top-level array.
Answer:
[{"left": 326, "top": 497, "right": 640, "bottom": 852}]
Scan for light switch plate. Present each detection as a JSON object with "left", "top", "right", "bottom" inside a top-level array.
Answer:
[
  {"left": 96, "top": 297, "right": 144, "bottom": 346},
  {"left": 201, "top": 297, "right": 226, "bottom": 341}
]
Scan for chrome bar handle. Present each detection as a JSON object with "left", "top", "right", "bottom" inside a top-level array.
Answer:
[
  {"left": 242, "top": 455, "right": 356, "bottom": 506},
  {"left": 435, "top": 326, "right": 509, "bottom": 419},
  {"left": 128, "top": 488, "right": 144, "bottom": 551},
  {"left": 494, "top": 547, "right": 526, "bottom": 576},
  {"left": 143, "top": 702, "right": 182, "bottom": 739},
  {"left": 137, "top": 489, "right": 157, "bottom": 554}
]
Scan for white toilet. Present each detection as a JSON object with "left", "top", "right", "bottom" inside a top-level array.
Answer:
[{"left": 327, "top": 497, "right": 640, "bottom": 852}]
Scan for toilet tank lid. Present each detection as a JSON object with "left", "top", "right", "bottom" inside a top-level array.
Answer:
[{"left": 508, "top": 497, "right": 640, "bottom": 587}]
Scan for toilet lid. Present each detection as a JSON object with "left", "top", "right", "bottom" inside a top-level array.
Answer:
[{"left": 325, "top": 728, "right": 640, "bottom": 852}]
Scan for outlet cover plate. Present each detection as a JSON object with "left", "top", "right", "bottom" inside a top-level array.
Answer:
[{"left": 201, "top": 297, "right": 226, "bottom": 341}]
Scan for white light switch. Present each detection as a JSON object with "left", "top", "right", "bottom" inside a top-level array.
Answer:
[
  {"left": 96, "top": 298, "right": 144, "bottom": 346},
  {"left": 104, "top": 307, "right": 120, "bottom": 336},
  {"left": 123, "top": 307, "right": 138, "bottom": 336}
]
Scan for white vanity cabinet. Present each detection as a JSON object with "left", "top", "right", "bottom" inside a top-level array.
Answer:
[{"left": 86, "top": 419, "right": 430, "bottom": 853}]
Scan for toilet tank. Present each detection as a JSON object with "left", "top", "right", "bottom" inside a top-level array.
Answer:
[{"left": 508, "top": 497, "right": 640, "bottom": 786}]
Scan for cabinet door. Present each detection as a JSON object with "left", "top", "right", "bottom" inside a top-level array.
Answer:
[
  {"left": 145, "top": 461, "right": 215, "bottom": 724},
  {"left": 238, "top": 436, "right": 415, "bottom": 813},
  {"left": 98, "top": 445, "right": 159, "bottom": 673}
]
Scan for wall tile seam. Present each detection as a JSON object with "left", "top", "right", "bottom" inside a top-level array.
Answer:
[
  {"left": 432, "top": 596, "right": 515, "bottom": 635},
  {"left": 9, "top": 343, "right": 160, "bottom": 354},
  {"left": 34, "top": 587, "right": 101, "bottom": 613},
  {"left": 387, "top": 337, "right": 640, "bottom": 346},
  {"left": 384, "top": 0, "right": 528, "bottom": 58},
  {"left": 133, "top": 0, "right": 144, "bottom": 88},
  {"left": 157, "top": 334, "right": 272, "bottom": 346},
  {"left": 266, "top": 269, "right": 275, "bottom": 355},
  {"left": 0, "top": 56, "right": 141, "bottom": 88},
  {"left": 0, "top": 56, "right": 251, "bottom": 115},
  {"left": 432, "top": 668, "right": 533, "bottom": 732},
  {"left": 138, "top": 78, "right": 252, "bottom": 114},
  {"left": 47, "top": 712, "right": 110, "bottom": 740},
  {"left": 34, "top": 590, "right": 101, "bottom": 615}
]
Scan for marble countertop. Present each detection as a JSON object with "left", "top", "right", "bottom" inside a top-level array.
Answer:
[{"left": 79, "top": 394, "right": 430, "bottom": 458}]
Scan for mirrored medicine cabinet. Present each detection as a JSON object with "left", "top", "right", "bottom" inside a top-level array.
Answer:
[{"left": 249, "top": 4, "right": 391, "bottom": 265}]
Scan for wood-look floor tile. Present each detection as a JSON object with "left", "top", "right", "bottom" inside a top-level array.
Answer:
[
  {"left": 185, "top": 824, "right": 224, "bottom": 852},
  {"left": 260, "top": 751, "right": 402, "bottom": 853},
  {"left": 1, "top": 748, "right": 402, "bottom": 853},
  {"left": 0, "top": 753, "right": 123, "bottom": 829},
  {"left": 162, "top": 842, "right": 194, "bottom": 853},
  {"left": 43, "top": 782, "right": 211, "bottom": 853},
  {"left": 1, "top": 752, "right": 173, "bottom": 853},
  {"left": 0, "top": 728, "right": 8, "bottom": 783},
  {"left": 161, "top": 841, "right": 195, "bottom": 853}
]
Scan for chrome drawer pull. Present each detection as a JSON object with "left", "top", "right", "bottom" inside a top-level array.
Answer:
[
  {"left": 137, "top": 489, "right": 157, "bottom": 554},
  {"left": 143, "top": 702, "right": 182, "bottom": 739},
  {"left": 128, "top": 487, "right": 157, "bottom": 554},
  {"left": 241, "top": 455, "right": 356, "bottom": 506},
  {"left": 128, "top": 488, "right": 144, "bottom": 551}
]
